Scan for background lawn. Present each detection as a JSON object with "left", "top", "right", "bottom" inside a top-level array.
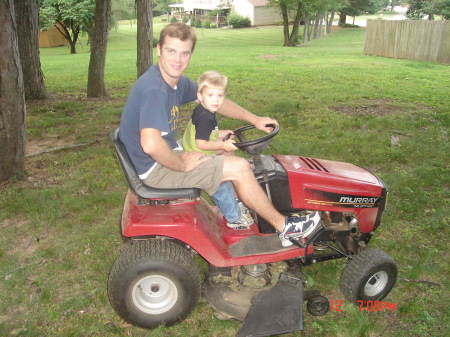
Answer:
[{"left": 0, "top": 21, "right": 449, "bottom": 336}]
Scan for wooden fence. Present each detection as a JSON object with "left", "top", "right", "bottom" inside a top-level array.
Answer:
[{"left": 364, "top": 20, "right": 449, "bottom": 64}]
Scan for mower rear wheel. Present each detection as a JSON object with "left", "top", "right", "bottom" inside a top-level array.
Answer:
[
  {"left": 108, "top": 239, "right": 201, "bottom": 328},
  {"left": 340, "top": 248, "right": 397, "bottom": 305}
]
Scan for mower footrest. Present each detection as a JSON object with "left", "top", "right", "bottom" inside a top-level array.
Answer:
[{"left": 236, "top": 273, "right": 304, "bottom": 337}]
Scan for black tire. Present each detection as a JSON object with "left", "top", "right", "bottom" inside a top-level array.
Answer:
[
  {"left": 307, "top": 295, "right": 330, "bottom": 316},
  {"left": 108, "top": 239, "right": 201, "bottom": 329},
  {"left": 340, "top": 248, "right": 397, "bottom": 305}
]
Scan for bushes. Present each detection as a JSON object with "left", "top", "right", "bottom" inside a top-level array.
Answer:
[
  {"left": 194, "top": 18, "right": 202, "bottom": 28},
  {"left": 187, "top": 17, "right": 216, "bottom": 29},
  {"left": 339, "top": 23, "right": 360, "bottom": 28},
  {"left": 227, "top": 13, "right": 251, "bottom": 28}
]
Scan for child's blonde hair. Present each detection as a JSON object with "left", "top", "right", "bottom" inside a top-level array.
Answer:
[{"left": 198, "top": 71, "right": 227, "bottom": 93}]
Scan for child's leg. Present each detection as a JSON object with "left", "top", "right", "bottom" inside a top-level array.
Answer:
[{"left": 211, "top": 181, "right": 241, "bottom": 223}]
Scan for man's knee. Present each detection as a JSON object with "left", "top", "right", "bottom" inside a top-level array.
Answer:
[{"left": 223, "top": 156, "right": 252, "bottom": 180}]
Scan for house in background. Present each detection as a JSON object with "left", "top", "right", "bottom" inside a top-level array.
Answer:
[
  {"left": 169, "top": 0, "right": 281, "bottom": 26},
  {"left": 39, "top": 23, "right": 67, "bottom": 48},
  {"left": 169, "top": 0, "right": 230, "bottom": 26},
  {"left": 232, "top": 0, "right": 281, "bottom": 26}
]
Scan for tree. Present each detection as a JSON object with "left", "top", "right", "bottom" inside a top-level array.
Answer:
[
  {"left": 268, "top": 0, "right": 306, "bottom": 46},
  {"left": 339, "top": 0, "right": 384, "bottom": 25},
  {"left": 136, "top": 0, "right": 153, "bottom": 77},
  {"left": 432, "top": 0, "right": 450, "bottom": 19},
  {"left": 112, "top": 0, "right": 136, "bottom": 24},
  {"left": 268, "top": 0, "right": 348, "bottom": 46},
  {"left": 40, "top": 0, "right": 95, "bottom": 54},
  {"left": 14, "top": 0, "right": 47, "bottom": 100},
  {"left": 0, "top": 0, "right": 26, "bottom": 181},
  {"left": 87, "top": 0, "right": 112, "bottom": 97},
  {"left": 154, "top": 0, "right": 176, "bottom": 21},
  {"left": 406, "top": 0, "right": 450, "bottom": 19}
]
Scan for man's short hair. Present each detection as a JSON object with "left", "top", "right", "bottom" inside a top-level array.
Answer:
[
  {"left": 159, "top": 22, "right": 197, "bottom": 52},
  {"left": 198, "top": 71, "right": 228, "bottom": 93}
]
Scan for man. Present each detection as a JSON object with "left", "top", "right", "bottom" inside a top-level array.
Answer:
[{"left": 119, "top": 23, "right": 320, "bottom": 247}]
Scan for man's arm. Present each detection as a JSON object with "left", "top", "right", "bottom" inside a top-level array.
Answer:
[
  {"left": 140, "top": 128, "right": 210, "bottom": 172},
  {"left": 217, "top": 99, "right": 278, "bottom": 133}
]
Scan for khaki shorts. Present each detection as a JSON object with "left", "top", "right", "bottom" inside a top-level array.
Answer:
[{"left": 144, "top": 152, "right": 224, "bottom": 196}]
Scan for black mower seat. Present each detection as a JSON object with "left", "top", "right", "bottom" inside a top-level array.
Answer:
[{"left": 111, "top": 128, "right": 200, "bottom": 199}]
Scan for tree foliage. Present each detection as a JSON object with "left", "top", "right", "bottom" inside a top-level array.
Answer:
[
  {"left": 406, "top": 0, "right": 450, "bottom": 19},
  {"left": 112, "top": 0, "right": 136, "bottom": 21},
  {"left": 339, "top": 0, "right": 384, "bottom": 25},
  {"left": 40, "top": 0, "right": 95, "bottom": 54}
]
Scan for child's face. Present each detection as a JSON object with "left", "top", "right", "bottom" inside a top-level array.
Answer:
[{"left": 197, "top": 86, "right": 225, "bottom": 113}]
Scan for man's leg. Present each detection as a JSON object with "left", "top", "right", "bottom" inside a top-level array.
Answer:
[{"left": 222, "top": 156, "right": 285, "bottom": 232}]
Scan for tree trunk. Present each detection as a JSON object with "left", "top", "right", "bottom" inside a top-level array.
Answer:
[
  {"left": 327, "top": 11, "right": 335, "bottom": 34},
  {"left": 313, "top": 12, "right": 321, "bottom": 39},
  {"left": 303, "top": 18, "right": 309, "bottom": 44},
  {"left": 54, "top": 20, "right": 78, "bottom": 54},
  {"left": 87, "top": 0, "right": 112, "bottom": 97},
  {"left": 287, "top": 2, "right": 304, "bottom": 46},
  {"left": 0, "top": 0, "right": 26, "bottom": 181},
  {"left": 136, "top": 0, "right": 153, "bottom": 78},
  {"left": 14, "top": 0, "right": 47, "bottom": 100},
  {"left": 280, "top": 2, "right": 290, "bottom": 46},
  {"left": 339, "top": 12, "right": 346, "bottom": 26}
]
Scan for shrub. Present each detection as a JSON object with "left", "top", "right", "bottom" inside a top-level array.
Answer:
[
  {"left": 339, "top": 23, "right": 360, "bottom": 28},
  {"left": 194, "top": 18, "right": 202, "bottom": 28},
  {"left": 204, "top": 20, "right": 211, "bottom": 28},
  {"left": 170, "top": 16, "right": 178, "bottom": 23},
  {"left": 182, "top": 16, "right": 188, "bottom": 23},
  {"left": 190, "top": 16, "right": 195, "bottom": 26},
  {"left": 227, "top": 13, "right": 251, "bottom": 28},
  {"left": 152, "top": 37, "right": 158, "bottom": 48},
  {"left": 210, "top": 23, "right": 216, "bottom": 29}
]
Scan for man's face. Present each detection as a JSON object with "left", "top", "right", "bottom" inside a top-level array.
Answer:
[{"left": 157, "top": 36, "right": 193, "bottom": 87}]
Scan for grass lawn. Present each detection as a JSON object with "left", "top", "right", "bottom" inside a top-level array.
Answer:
[{"left": 0, "top": 21, "right": 449, "bottom": 336}]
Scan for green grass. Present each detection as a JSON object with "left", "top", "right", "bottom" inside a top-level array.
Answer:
[{"left": 1, "top": 22, "right": 449, "bottom": 336}]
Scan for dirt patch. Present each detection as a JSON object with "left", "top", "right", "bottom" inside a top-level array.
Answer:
[
  {"left": 2, "top": 218, "right": 42, "bottom": 257},
  {"left": 331, "top": 99, "right": 409, "bottom": 117},
  {"left": 257, "top": 55, "right": 279, "bottom": 60}
]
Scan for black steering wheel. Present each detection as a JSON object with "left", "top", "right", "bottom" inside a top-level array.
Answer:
[{"left": 224, "top": 123, "right": 279, "bottom": 155}]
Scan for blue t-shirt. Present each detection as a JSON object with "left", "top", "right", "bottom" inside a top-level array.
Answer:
[{"left": 119, "top": 65, "right": 197, "bottom": 177}]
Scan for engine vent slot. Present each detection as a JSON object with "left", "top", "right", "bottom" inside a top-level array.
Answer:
[{"left": 299, "top": 157, "right": 329, "bottom": 172}]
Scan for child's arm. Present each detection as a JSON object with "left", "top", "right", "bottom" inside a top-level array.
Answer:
[
  {"left": 196, "top": 138, "right": 237, "bottom": 153},
  {"left": 219, "top": 129, "right": 234, "bottom": 140}
]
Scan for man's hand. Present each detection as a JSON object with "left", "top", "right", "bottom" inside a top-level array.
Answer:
[
  {"left": 253, "top": 116, "right": 278, "bottom": 133},
  {"left": 179, "top": 151, "right": 211, "bottom": 172}
]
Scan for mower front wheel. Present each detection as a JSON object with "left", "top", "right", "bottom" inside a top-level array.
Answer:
[
  {"left": 108, "top": 239, "right": 201, "bottom": 329},
  {"left": 340, "top": 248, "right": 397, "bottom": 306}
]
